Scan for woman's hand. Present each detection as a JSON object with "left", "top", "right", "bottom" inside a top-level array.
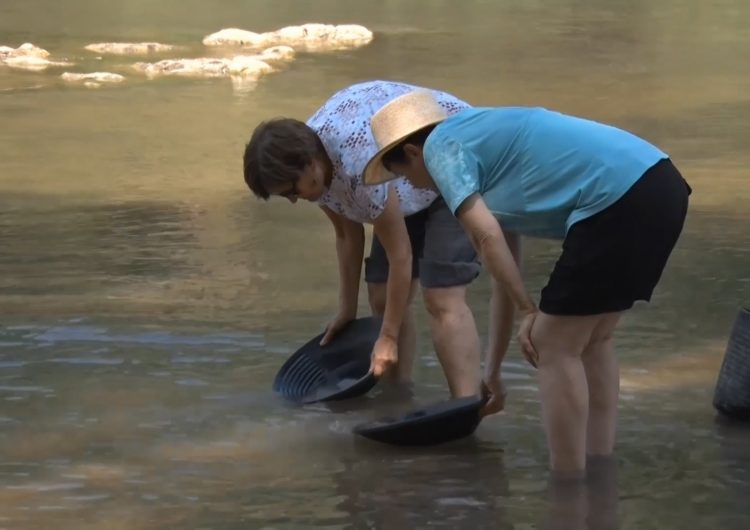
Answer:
[
  {"left": 370, "top": 335, "right": 398, "bottom": 377},
  {"left": 320, "top": 312, "right": 355, "bottom": 346},
  {"left": 480, "top": 373, "right": 507, "bottom": 417}
]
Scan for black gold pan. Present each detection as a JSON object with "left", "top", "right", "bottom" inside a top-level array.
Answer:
[
  {"left": 273, "top": 317, "right": 381, "bottom": 405},
  {"left": 353, "top": 395, "right": 487, "bottom": 446}
]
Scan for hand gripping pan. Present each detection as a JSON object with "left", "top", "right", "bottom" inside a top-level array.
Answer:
[
  {"left": 273, "top": 317, "right": 380, "bottom": 404},
  {"left": 353, "top": 395, "right": 486, "bottom": 446}
]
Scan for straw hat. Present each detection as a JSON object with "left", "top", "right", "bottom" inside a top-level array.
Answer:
[{"left": 363, "top": 90, "right": 448, "bottom": 185}]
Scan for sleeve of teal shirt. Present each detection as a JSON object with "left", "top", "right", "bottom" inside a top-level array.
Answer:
[{"left": 423, "top": 136, "right": 481, "bottom": 215}]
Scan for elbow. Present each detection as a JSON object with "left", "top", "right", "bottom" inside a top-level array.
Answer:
[{"left": 472, "top": 229, "right": 499, "bottom": 256}]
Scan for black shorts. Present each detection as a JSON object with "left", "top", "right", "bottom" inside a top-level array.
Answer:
[
  {"left": 539, "top": 158, "right": 691, "bottom": 315},
  {"left": 364, "top": 198, "right": 481, "bottom": 289}
]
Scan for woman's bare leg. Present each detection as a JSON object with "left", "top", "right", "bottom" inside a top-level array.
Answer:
[
  {"left": 532, "top": 313, "right": 602, "bottom": 475},
  {"left": 581, "top": 312, "right": 622, "bottom": 456},
  {"left": 422, "top": 285, "right": 481, "bottom": 397}
]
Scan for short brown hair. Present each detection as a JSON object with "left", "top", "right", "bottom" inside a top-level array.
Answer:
[
  {"left": 381, "top": 124, "right": 437, "bottom": 170},
  {"left": 243, "top": 118, "right": 325, "bottom": 200}
]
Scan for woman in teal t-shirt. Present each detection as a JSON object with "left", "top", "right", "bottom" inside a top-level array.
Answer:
[{"left": 363, "top": 90, "right": 691, "bottom": 477}]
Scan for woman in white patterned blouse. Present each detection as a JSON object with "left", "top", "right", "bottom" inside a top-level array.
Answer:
[{"left": 243, "top": 80, "right": 489, "bottom": 400}]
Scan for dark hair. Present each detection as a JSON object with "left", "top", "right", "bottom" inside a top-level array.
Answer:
[
  {"left": 243, "top": 118, "right": 326, "bottom": 200},
  {"left": 381, "top": 124, "right": 437, "bottom": 170}
]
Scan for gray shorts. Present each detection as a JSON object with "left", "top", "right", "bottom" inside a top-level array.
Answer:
[{"left": 364, "top": 198, "right": 480, "bottom": 289}]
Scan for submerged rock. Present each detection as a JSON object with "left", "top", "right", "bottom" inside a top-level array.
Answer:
[
  {"left": 84, "top": 42, "right": 178, "bottom": 55},
  {"left": 61, "top": 72, "right": 125, "bottom": 84},
  {"left": 3, "top": 56, "right": 73, "bottom": 71},
  {"left": 1, "top": 42, "right": 50, "bottom": 59},
  {"left": 133, "top": 57, "right": 230, "bottom": 78},
  {"left": 227, "top": 55, "right": 275, "bottom": 76},
  {"left": 271, "top": 24, "right": 373, "bottom": 51},
  {"left": 257, "top": 46, "right": 295, "bottom": 63},
  {"left": 131, "top": 55, "right": 273, "bottom": 80},
  {"left": 0, "top": 43, "right": 73, "bottom": 71},
  {"left": 202, "top": 23, "right": 373, "bottom": 51},
  {"left": 202, "top": 29, "right": 267, "bottom": 48}
]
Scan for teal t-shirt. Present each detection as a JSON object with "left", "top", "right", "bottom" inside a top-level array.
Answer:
[{"left": 423, "top": 107, "right": 668, "bottom": 239}]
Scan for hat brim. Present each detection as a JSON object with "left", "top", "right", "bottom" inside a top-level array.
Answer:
[{"left": 362, "top": 118, "right": 445, "bottom": 186}]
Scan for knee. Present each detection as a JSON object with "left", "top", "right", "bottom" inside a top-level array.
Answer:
[
  {"left": 532, "top": 321, "right": 588, "bottom": 366},
  {"left": 423, "top": 288, "right": 466, "bottom": 321},
  {"left": 586, "top": 329, "right": 616, "bottom": 352},
  {"left": 533, "top": 313, "right": 609, "bottom": 356}
]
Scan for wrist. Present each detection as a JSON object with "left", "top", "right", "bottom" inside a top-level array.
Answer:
[
  {"left": 484, "top": 366, "right": 501, "bottom": 381},
  {"left": 518, "top": 300, "right": 537, "bottom": 316},
  {"left": 337, "top": 305, "right": 357, "bottom": 320},
  {"left": 378, "top": 309, "right": 402, "bottom": 342},
  {"left": 377, "top": 328, "right": 399, "bottom": 343}
]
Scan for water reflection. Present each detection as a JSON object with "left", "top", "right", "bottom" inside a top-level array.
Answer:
[
  {"left": 714, "top": 418, "right": 750, "bottom": 499},
  {"left": 0, "top": 198, "right": 197, "bottom": 294},
  {"left": 338, "top": 441, "right": 513, "bottom": 530},
  {"left": 537, "top": 463, "right": 619, "bottom": 530}
]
